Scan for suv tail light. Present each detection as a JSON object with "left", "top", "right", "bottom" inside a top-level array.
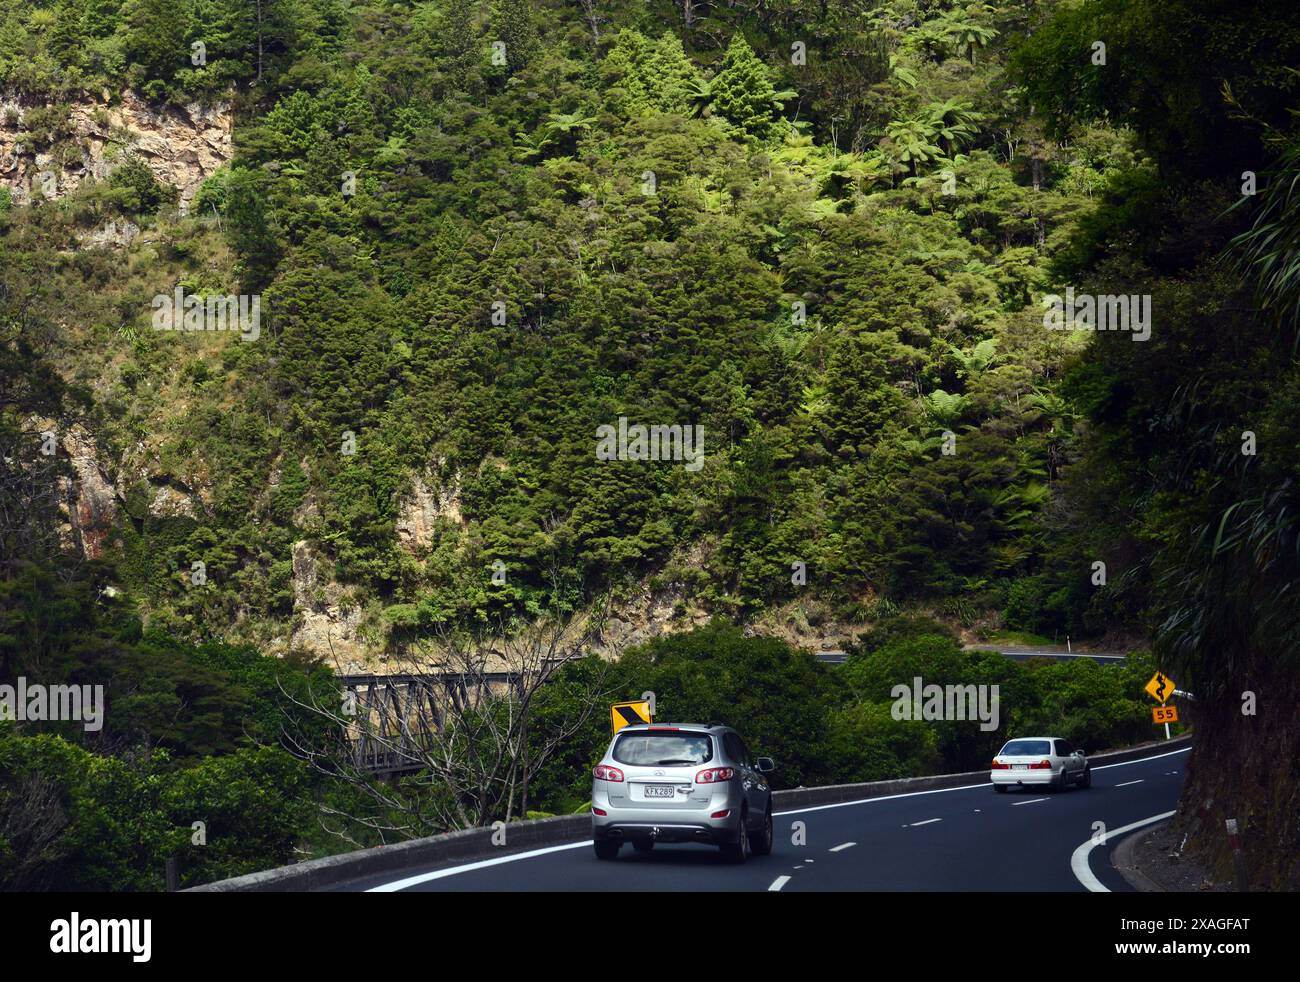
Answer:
[
  {"left": 593, "top": 764, "right": 625, "bottom": 782},
  {"left": 1029, "top": 759, "right": 1052, "bottom": 770},
  {"left": 991, "top": 760, "right": 1009, "bottom": 769},
  {"left": 695, "top": 767, "right": 735, "bottom": 783}
]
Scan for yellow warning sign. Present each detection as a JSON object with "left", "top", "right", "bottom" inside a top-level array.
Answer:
[
  {"left": 1152, "top": 704, "right": 1179, "bottom": 725},
  {"left": 611, "top": 700, "right": 652, "bottom": 733},
  {"left": 1144, "top": 671, "right": 1177, "bottom": 703}
]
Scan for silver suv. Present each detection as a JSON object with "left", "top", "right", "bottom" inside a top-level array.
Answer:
[{"left": 591, "top": 723, "right": 775, "bottom": 862}]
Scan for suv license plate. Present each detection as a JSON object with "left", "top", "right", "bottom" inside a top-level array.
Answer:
[{"left": 644, "top": 785, "right": 675, "bottom": 798}]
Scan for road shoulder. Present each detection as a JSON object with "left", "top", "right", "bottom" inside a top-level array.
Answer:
[{"left": 1113, "top": 820, "right": 1232, "bottom": 892}]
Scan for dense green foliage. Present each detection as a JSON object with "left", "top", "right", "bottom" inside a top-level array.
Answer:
[{"left": 3, "top": 0, "right": 1138, "bottom": 648}]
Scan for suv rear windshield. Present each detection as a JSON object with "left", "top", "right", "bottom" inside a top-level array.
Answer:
[
  {"left": 1000, "top": 739, "right": 1052, "bottom": 756},
  {"left": 612, "top": 731, "right": 713, "bottom": 766}
]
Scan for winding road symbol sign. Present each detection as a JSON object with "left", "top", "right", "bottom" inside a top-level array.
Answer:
[
  {"left": 611, "top": 700, "right": 652, "bottom": 733},
  {"left": 1144, "top": 671, "right": 1176, "bottom": 703}
]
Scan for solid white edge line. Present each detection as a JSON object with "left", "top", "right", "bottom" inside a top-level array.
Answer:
[
  {"left": 1092, "top": 746, "right": 1189, "bottom": 771},
  {"left": 776, "top": 781, "right": 989, "bottom": 816},
  {"left": 367, "top": 745, "right": 1194, "bottom": 890},
  {"left": 1070, "top": 811, "right": 1176, "bottom": 892},
  {"left": 829, "top": 841, "right": 857, "bottom": 851},
  {"left": 365, "top": 841, "right": 589, "bottom": 892},
  {"left": 768, "top": 875, "right": 792, "bottom": 891}
]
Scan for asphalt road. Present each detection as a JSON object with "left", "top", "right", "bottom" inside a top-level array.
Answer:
[{"left": 338, "top": 744, "right": 1189, "bottom": 892}]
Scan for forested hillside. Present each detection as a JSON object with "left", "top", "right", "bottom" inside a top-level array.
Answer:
[
  {"left": 2, "top": 0, "right": 1297, "bottom": 889},
  {"left": 3, "top": 0, "right": 1132, "bottom": 655}
]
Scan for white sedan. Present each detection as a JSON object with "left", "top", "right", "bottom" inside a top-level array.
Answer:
[{"left": 990, "top": 736, "right": 1091, "bottom": 792}]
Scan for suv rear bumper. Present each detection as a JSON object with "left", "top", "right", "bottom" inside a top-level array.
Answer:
[{"left": 592, "top": 821, "right": 744, "bottom": 845}]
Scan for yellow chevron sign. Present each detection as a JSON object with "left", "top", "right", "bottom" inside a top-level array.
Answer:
[
  {"left": 611, "top": 700, "right": 652, "bottom": 733},
  {"left": 1144, "top": 671, "right": 1177, "bottom": 703}
]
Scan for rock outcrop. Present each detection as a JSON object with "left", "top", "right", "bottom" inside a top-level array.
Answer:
[
  {"left": 289, "top": 540, "right": 370, "bottom": 666},
  {"left": 395, "top": 471, "right": 465, "bottom": 550},
  {"left": 57, "top": 425, "right": 118, "bottom": 561},
  {"left": 0, "top": 89, "right": 231, "bottom": 214}
]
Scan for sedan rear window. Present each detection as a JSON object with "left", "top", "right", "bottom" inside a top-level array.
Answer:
[
  {"left": 1000, "top": 739, "right": 1051, "bottom": 756},
  {"left": 612, "top": 731, "right": 713, "bottom": 766}
]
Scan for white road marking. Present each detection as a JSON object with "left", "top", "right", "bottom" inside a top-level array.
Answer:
[
  {"left": 779, "top": 782, "right": 989, "bottom": 816},
  {"left": 909, "top": 818, "right": 942, "bottom": 827},
  {"left": 366, "top": 841, "right": 588, "bottom": 892},
  {"left": 1091, "top": 747, "right": 1189, "bottom": 771},
  {"left": 1013, "top": 797, "right": 1048, "bottom": 806},
  {"left": 1115, "top": 779, "right": 1144, "bottom": 787},
  {"left": 1071, "top": 811, "right": 1176, "bottom": 892},
  {"left": 829, "top": 841, "right": 857, "bottom": 852},
  {"left": 364, "top": 746, "right": 1193, "bottom": 890},
  {"left": 768, "top": 875, "right": 791, "bottom": 892}
]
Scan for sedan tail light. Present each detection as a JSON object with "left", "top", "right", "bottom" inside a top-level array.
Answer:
[
  {"left": 695, "top": 767, "right": 735, "bottom": 783},
  {"left": 991, "top": 760, "right": 1010, "bottom": 769},
  {"left": 1029, "top": 759, "right": 1053, "bottom": 770},
  {"left": 593, "top": 764, "right": 625, "bottom": 782}
]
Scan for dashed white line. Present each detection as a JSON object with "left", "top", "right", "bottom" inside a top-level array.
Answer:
[
  {"left": 829, "top": 841, "right": 857, "bottom": 852},
  {"left": 1070, "top": 811, "right": 1176, "bottom": 892},
  {"left": 1115, "top": 780, "right": 1144, "bottom": 787},
  {"left": 910, "top": 818, "right": 943, "bottom": 827},
  {"left": 768, "top": 875, "right": 792, "bottom": 892},
  {"left": 1013, "top": 797, "right": 1048, "bottom": 806}
]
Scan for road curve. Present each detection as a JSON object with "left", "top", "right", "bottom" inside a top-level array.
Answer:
[{"left": 334, "top": 744, "right": 1189, "bottom": 892}]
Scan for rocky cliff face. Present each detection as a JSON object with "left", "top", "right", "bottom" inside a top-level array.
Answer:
[
  {"left": 56, "top": 425, "right": 118, "bottom": 561},
  {"left": 0, "top": 89, "right": 231, "bottom": 215},
  {"left": 395, "top": 471, "right": 465, "bottom": 550}
]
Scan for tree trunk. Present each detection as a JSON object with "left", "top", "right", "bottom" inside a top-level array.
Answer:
[{"left": 1172, "top": 655, "right": 1300, "bottom": 889}]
